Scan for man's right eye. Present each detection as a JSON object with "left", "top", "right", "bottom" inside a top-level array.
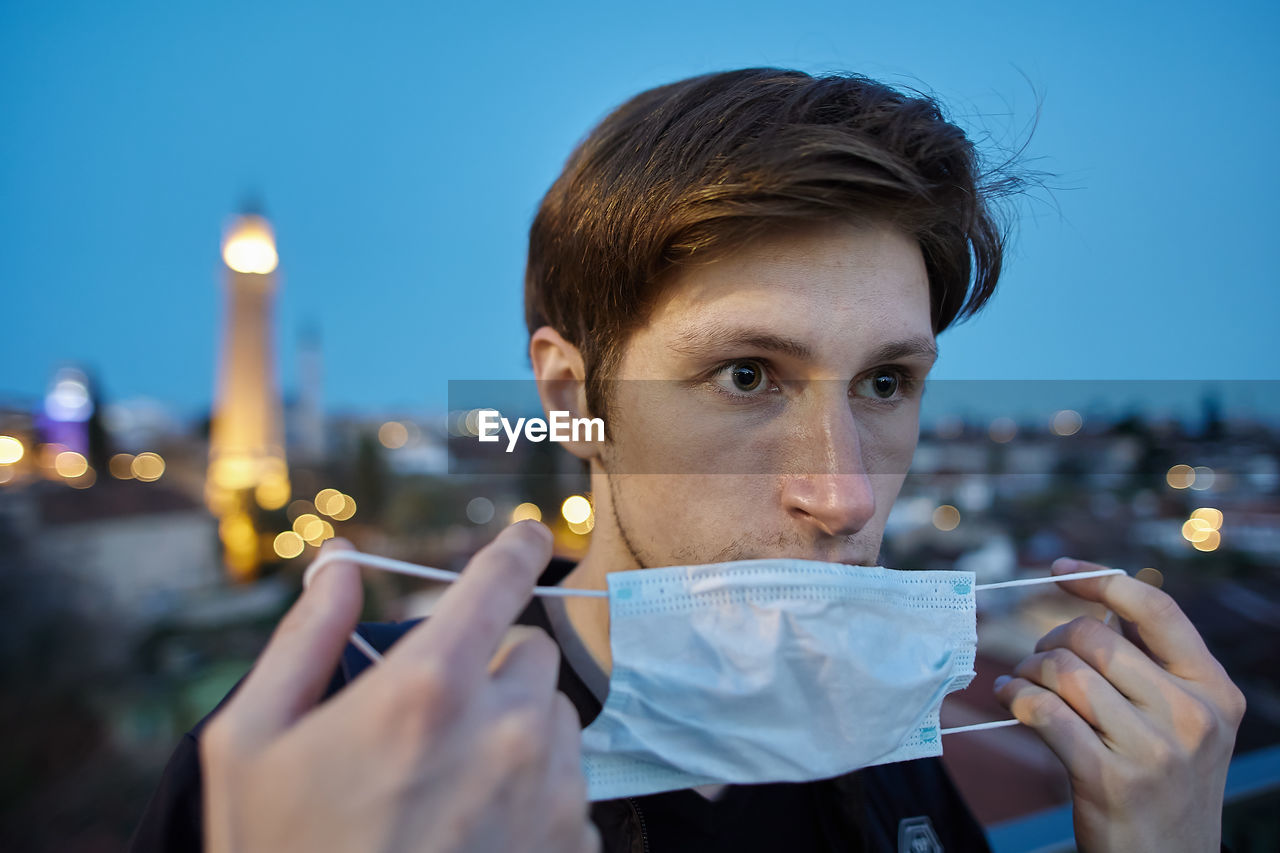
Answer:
[{"left": 710, "top": 360, "right": 777, "bottom": 397}]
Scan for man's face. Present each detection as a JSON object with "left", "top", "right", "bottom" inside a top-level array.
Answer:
[{"left": 593, "top": 221, "right": 935, "bottom": 569}]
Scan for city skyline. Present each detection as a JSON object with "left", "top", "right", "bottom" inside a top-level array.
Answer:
[{"left": 4, "top": 2, "right": 1278, "bottom": 416}]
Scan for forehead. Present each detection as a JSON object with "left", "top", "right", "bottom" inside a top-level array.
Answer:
[{"left": 624, "top": 221, "right": 933, "bottom": 373}]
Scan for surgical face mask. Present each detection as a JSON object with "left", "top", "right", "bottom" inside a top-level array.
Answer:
[{"left": 305, "top": 552, "right": 1122, "bottom": 802}]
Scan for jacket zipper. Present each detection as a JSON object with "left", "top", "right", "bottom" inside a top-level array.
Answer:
[{"left": 626, "top": 797, "right": 651, "bottom": 853}]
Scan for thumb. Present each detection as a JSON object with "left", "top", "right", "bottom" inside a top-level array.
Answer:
[{"left": 224, "top": 538, "right": 363, "bottom": 747}]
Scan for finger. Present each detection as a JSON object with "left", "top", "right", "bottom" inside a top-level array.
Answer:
[
  {"left": 1013, "top": 648, "right": 1149, "bottom": 750},
  {"left": 385, "top": 521, "right": 553, "bottom": 693},
  {"left": 1116, "top": 570, "right": 1164, "bottom": 659},
  {"left": 1049, "top": 557, "right": 1218, "bottom": 683},
  {"left": 1034, "top": 615, "right": 1176, "bottom": 708},
  {"left": 1118, "top": 616, "right": 1158, "bottom": 662},
  {"left": 226, "top": 538, "right": 363, "bottom": 745},
  {"left": 995, "top": 675, "right": 1111, "bottom": 779},
  {"left": 543, "top": 693, "right": 592, "bottom": 850},
  {"left": 1096, "top": 567, "right": 1164, "bottom": 653},
  {"left": 546, "top": 691, "right": 587, "bottom": 790},
  {"left": 489, "top": 625, "right": 556, "bottom": 675},
  {"left": 490, "top": 627, "right": 562, "bottom": 705}
]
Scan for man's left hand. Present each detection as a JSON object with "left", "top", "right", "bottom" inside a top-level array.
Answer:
[{"left": 995, "top": 557, "right": 1246, "bottom": 852}]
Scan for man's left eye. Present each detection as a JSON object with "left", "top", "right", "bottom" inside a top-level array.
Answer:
[{"left": 853, "top": 370, "right": 906, "bottom": 400}]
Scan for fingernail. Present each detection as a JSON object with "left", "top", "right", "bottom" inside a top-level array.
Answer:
[
  {"left": 993, "top": 675, "right": 1011, "bottom": 691},
  {"left": 514, "top": 519, "right": 552, "bottom": 543}
]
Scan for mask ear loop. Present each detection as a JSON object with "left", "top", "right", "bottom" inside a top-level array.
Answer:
[
  {"left": 303, "top": 549, "right": 609, "bottom": 664},
  {"left": 940, "top": 566, "right": 1127, "bottom": 737}
]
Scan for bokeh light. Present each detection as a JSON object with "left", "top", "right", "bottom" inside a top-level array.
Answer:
[
  {"left": 1182, "top": 518, "right": 1212, "bottom": 542},
  {"left": 932, "top": 504, "right": 961, "bottom": 531},
  {"left": 132, "top": 452, "right": 165, "bottom": 482},
  {"left": 331, "top": 495, "right": 357, "bottom": 521},
  {"left": 1190, "top": 466, "right": 1215, "bottom": 491},
  {"left": 378, "top": 421, "right": 408, "bottom": 449},
  {"left": 562, "top": 495, "right": 592, "bottom": 525},
  {"left": 54, "top": 451, "right": 88, "bottom": 479},
  {"left": 1166, "top": 464, "right": 1194, "bottom": 489},
  {"left": 273, "top": 531, "right": 305, "bottom": 559},
  {"left": 466, "top": 497, "right": 495, "bottom": 524},
  {"left": 511, "top": 502, "right": 542, "bottom": 523},
  {"left": 46, "top": 369, "right": 93, "bottom": 421},
  {"left": 109, "top": 453, "right": 135, "bottom": 479},
  {"left": 303, "top": 519, "right": 335, "bottom": 546},
  {"left": 222, "top": 215, "right": 278, "bottom": 274},
  {"left": 1192, "top": 529, "right": 1221, "bottom": 552},
  {"left": 68, "top": 468, "right": 96, "bottom": 489},
  {"left": 568, "top": 516, "right": 595, "bottom": 535},
  {"left": 1135, "top": 567, "right": 1164, "bottom": 588},
  {"left": 315, "top": 488, "right": 343, "bottom": 515},
  {"left": 1190, "top": 507, "right": 1223, "bottom": 530},
  {"left": 292, "top": 513, "right": 321, "bottom": 536},
  {"left": 1050, "top": 409, "right": 1082, "bottom": 436},
  {"left": 988, "top": 418, "right": 1017, "bottom": 443},
  {"left": 0, "top": 435, "right": 25, "bottom": 465}
]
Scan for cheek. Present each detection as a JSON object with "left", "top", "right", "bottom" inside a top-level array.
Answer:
[
  {"left": 867, "top": 473, "right": 908, "bottom": 525},
  {"left": 861, "top": 407, "right": 920, "bottom": 476},
  {"left": 605, "top": 385, "right": 785, "bottom": 475},
  {"left": 860, "top": 410, "right": 918, "bottom": 526},
  {"left": 613, "top": 473, "right": 778, "bottom": 553},
  {"left": 631, "top": 472, "right": 763, "bottom": 506}
]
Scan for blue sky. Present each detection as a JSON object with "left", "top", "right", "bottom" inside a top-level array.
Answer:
[{"left": 3, "top": 1, "right": 1277, "bottom": 417}]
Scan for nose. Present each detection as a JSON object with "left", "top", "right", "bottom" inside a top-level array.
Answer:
[{"left": 780, "top": 401, "right": 877, "bottom": 538}]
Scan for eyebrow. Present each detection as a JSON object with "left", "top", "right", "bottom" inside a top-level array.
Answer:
[
  {"left": 866, "top": 335, "right": 939, "bottom": 366},
  {"left": 671, "top": 324, "right": 814, "bottom": 360},
  {"left": 670, "top": 323, "right": 939, "bottom": 367}
]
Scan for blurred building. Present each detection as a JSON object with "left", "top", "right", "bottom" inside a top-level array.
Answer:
[
  {"left": 207, "top": 209, "right": 291, "bottom": 577},
  {"left": 290, "top": 325, "right": 327, "bottom": 462},
  {"left": 2, "top": 480, "right": 221, "bottom": 644}
]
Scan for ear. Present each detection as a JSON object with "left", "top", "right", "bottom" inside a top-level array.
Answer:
[{"left": 529, "top": 326, "right": 601, "bottom": 462}]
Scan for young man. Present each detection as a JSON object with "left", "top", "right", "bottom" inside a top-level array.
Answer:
[{"left": 133, "top": 69, "right": 1245, "bottom": 852}]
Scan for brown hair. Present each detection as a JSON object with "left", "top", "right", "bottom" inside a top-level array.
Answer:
[{"left": 526, "top": 68, "right": 1018, "bottom": 417}]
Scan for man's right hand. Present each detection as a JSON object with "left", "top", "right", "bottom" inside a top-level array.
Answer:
[{"left": 200, "top": 520, "right": 599, "bottom": 853}]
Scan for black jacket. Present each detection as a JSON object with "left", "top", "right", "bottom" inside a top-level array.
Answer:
[{"left": 130, "top": 559, "right": 991, "bottom": 852}]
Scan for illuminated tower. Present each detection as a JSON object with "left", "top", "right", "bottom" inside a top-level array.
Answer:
[{"left": 207, "top": 209, "right": 291, "bottom": 578}]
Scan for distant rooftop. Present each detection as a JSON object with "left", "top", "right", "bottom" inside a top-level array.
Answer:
[{"left": 35, "top": 479, "right": 202, "bottom": 526}]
